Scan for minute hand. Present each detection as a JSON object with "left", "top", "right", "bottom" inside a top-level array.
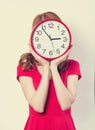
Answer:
[
  {"left": 42, "top": 27, "right": 55, "bottom": 52},
  {"left": 42, "top": 26, "right": 51, "bottom": 40}
]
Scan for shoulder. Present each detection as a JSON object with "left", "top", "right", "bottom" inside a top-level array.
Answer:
[
  {"left": 17, "top": 65, "right": 36, "bottom": 72},
  {"left": 67, "top": 59, "right": 80, "bottom": 69},
  {"left": 67, "top": 59, "right": 80, "bottom": 65},
  {"left": 17, "top": 65, "right": 33, "bottom": 73},
  {"left": 67, "top": 59, "right": 82, "bottom": 80},
  {"left": 17, "top": 65, "right": 36, "bottom": 81}
]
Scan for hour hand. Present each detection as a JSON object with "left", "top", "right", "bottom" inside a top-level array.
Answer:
[{"left": 51, "top": 37, "right": 61, "bottom": 40}]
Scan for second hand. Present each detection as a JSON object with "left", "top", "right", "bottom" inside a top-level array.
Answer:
[{"left": 49, "top": 35, "right": 55, "bottom": 52}]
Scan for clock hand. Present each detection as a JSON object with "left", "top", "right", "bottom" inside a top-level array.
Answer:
[
  {"left": 46, "top": 34, "right": 55, "bottom": 52},
  {"left": 42, "top": 26, "right": 51, "bottom": 40},
  {"left": 51, "top": 38, "right": 61, "bottom": 40},
  {"left": 50, "top": 40, "right": 55, "bottom": 52},
  {"left": 42, "top": 26, "right": 55, "bottom": 52}
]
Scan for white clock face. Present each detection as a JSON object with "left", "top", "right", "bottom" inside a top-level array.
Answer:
[{"left": 31, "top": 19, "right": 71, "bottom": 60}]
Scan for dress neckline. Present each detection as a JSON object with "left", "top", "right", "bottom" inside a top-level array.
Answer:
[
  {"left": 36, "top": 65, "right": 52, "bottom": 81},
  {"left": 36, "top": 65, "right": 43, "bottom": 76}
]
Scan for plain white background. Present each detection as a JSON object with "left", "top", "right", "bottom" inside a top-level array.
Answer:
[{"left": 0, "top": 0, "right": 95, "bottom": 130}]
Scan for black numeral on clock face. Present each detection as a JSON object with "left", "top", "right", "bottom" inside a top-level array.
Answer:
[
  {"left": 56, "top": 49, "right": 60, "bottom": 54},
  {"left": 61, "top": 30, "right": 65, "bottom": 35},
  {"left": 37, "top": 44, "right": 41, "bottom": 49},
  {"left": 42, "top": 49, "right": 46, "bottom": 54},
  {"left": 49, "top": 50, "right": 53, "bottom": 56},
  {"left": 36, "top": 30, "right": 42, "bottom": 35},
  {"left": 48, "top": 23, "right": 54, "bottom": 28},
  {"left": 42, "top": 25, "right": 46, "bottom": 30},
  {"left": 35, "top": 37, "right": 39, "bottom": 42},
  {"left": 57, "top": 24, "right": 60, "bottom": 30},
  {"left": 61, "top": 44, "right": 65, "bottom": 48},
  {"left": 63, "top": 37, "right": 68, "bottom": 42}
]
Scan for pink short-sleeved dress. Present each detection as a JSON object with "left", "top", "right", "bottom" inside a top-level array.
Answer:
[{"left": 17, "top": 59, "right": 82, "bottom": 130}]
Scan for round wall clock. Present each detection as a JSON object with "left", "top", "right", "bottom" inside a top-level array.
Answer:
[{"left": 30, "top": 18, "right": 72, "bottom": 60}]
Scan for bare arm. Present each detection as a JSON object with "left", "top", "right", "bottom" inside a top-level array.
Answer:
[
  {"left": 19, "top": 64, "right": 50, "bottom": 113},
  {"left": 50, "top": 50, "right": 78, "bottom": 110},
  {"left": 50, "top": 65, "right": 78, "bottom": 110}
]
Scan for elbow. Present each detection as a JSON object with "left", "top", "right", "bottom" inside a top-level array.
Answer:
[
  {"left": 34, "top": 106, "right": 44, "bottom": 113},
  {"left": 29, "top": 97, "right": 45, "bottom": 113},
  {"left": 61, "top": 104, "right": 71, "bottom": 111},
  {"left": 61, "top": 98, "right": 75, "bottom": 111},
  {"left": 30, "top": 103, "right": 44, "bottom": 113}
]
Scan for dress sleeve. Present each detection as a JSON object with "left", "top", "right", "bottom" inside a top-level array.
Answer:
[
  {"left": 17, "top": 65, "right": 33, "bottom": 81},
  {"left": 67, "top": 60, "right": 82, "bottom": 80}
]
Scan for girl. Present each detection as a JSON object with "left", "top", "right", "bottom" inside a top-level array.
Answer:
[{"left": 17, "top": 11, "right": 82, "bottom": 130}]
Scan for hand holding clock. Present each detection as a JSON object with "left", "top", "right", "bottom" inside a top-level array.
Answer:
[
  {"left": 29, "top": 47, "right": 49, "bottom": 67},
  {"left": 30, "top": 46, "right": 71, "bottom": 80},
  {"left": 50, "top": 44, "right": 72, "bottom": 68},
  {"left": 50, "top": 49, "right": 71, "bottom": 68}
]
